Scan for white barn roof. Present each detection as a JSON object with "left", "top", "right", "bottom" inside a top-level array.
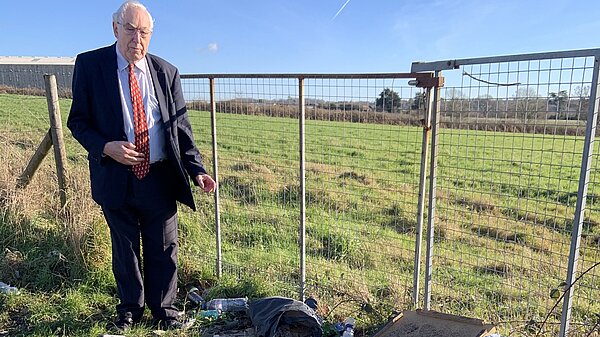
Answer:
[{"left": 0, "top": 56, "right": 75, "bottom": 65}]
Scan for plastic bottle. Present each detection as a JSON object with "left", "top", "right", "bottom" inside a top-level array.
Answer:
[
  {"left": 0, "top": 282, "right": 19, "bottom": 295},
  {"left": 186, "top": 287, "right": 204, "bottom": 307},
  {"left": 342, "top": 317, "right": 355, "bottom": 337},
  {"left": 203, "top": 297, "right": 248, "bottom": 312},
  {"left": 198, "top": 309, "right": 220, "bottom": 319}
]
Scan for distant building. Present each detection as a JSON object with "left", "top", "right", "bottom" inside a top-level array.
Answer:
[{"left": 0, "top": 56, "right": 75, "bottom": 93}]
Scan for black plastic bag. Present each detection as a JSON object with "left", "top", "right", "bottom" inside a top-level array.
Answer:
[{"left": 249, "top": 296, "right": 323, "bottom": 337}]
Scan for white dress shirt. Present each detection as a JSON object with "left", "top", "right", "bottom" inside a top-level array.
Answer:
[{"left": 115, "top": 47, "right": 166, "bottom": 163}]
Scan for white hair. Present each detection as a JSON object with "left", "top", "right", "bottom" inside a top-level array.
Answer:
[{"left": 112, "top": 1, "right": 154, "bottom": 30}]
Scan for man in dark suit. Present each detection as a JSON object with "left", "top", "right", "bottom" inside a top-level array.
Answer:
[{"left": 67, "top": 0, "right": 215, "bottom": 331}]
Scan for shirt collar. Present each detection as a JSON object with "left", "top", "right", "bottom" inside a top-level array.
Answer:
[{"left": 115, "top": 45, "right": 148, "bottom": 75}]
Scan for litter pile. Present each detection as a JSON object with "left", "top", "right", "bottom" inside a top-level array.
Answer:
[
  {"left": 2, "top": 281, "right": 500, "bottom": 337},
  {"left": 180, "top": 290, "right": 498, "bottom": 337},
  {"left": 183, "top": 290, "right": 330, "bottom": 337}
]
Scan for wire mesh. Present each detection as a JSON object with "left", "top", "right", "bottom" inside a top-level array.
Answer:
[
  {"left": 181, "top": 75, "right": 427, "bottom": 326},
  {"left": 0, "top": 64, "right": 73, "bottom": 155},
  {"left": 0, "top": 69, "right": 81, "bottom": 176},
  {"left": 420, "top": 55, "right": 599, "bottom": 336},
  {"left": 182, "top": 76, "right": 304, "bottom": 299},
  {"left": 303, "top": 77, "right": 424, "bottom": 325}
]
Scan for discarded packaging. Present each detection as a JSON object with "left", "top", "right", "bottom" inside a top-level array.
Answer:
[
  {"left": 198, "top": 309, "right": 221, "bottom": 319},
  {"left": 187, "top": 286, "right": 205, "bottom": 306},
  {"left": 249, "top": 296, "right": 323, "bottom": 337},
  {"left": 0, "top": 282, "right": 19, "bottom": 295},
  {"left": 342, "top": 317, "right": 355, "bottom": 337},
  {"left": 204, "top": 297, "right": 248, "bottom": 312},
  {"left": 372, "top": 310, "right": 496, "bottom": 337}
]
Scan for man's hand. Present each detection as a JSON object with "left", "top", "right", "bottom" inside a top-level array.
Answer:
[
  {"left": 103, "top": 141, "right": 145, "bottom": 165},
  {"left": 195, "top": 174, "right": 216, "bottom": 193}
]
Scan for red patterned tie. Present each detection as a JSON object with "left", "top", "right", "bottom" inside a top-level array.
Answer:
[{"left": 129, "top": 63, "right": 150, "bottom": 179}]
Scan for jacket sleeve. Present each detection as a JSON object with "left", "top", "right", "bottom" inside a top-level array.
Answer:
[
  {"left": 67, "top": 55, "right": 108, "bottom": 162},
  {"left": 171, "top": 67, "right": 208, "bottom": 183}
]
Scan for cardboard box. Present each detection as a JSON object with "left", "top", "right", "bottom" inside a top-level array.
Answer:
[{"left": 372, "top": 310, "right": 496, "bottom": 337}]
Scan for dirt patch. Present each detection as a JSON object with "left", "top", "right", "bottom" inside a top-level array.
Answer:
[
  {"left": 231, "top": 163, "right": 273, "bottom": 175},
  {"left": 455, "top": 196, "right": 496, "bottom": 213},
  {"left": 338, "top": 171, "right": 371, "bottom": 185}
]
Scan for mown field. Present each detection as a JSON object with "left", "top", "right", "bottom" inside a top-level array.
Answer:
[{"left": 0, "top": 93, "right": 598, "bottom": 336}]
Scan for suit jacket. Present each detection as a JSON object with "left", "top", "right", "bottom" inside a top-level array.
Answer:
[{"left": 67, "top": 44, "right": 206, "bottom": 210}]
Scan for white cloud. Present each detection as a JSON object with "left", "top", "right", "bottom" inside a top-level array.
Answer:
[{"left": 207, "top": 43, "right": 219, "bottom": 53}]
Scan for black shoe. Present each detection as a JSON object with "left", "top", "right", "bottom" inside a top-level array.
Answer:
[
  {"left": 110, "top": 312, "right": 134, "bottom": 332},
  {"left": 155, "top": 318, "right": 184, "bottom": 331}
]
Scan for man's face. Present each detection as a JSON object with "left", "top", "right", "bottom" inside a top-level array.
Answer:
[{"left": 113, "top": 6, "right": 152, "bottom": 63}]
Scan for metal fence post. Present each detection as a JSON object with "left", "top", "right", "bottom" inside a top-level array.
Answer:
[
  {"left": 299, "top": 77, "right": 307, "bottom": 301},
  {"left": 210, "top": 77, "right": 223, "bottom": 278},
  {"left": 424, "top": 71, "right": 442, "bottom": 310},
  {"left": 413, "top": 86, "right": 433, "bottom": 307},
  {"left": 44, "top": 74, "right": 68, "bottom": 208},
  {"left": 559, "top": 55, "right": 600, "bottom": 337}
]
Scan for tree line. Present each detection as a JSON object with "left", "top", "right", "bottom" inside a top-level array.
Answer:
[{"left": 374, "top": 86, "right": 591, "bottom": 120}]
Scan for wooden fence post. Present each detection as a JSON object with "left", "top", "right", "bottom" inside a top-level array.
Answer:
[
  {"left": 44, "top": 74, "right": 68, "bottom": 207},
  {"left": 17, "top": 74, "right": 69, "bottom": 208},
  {"left": 16, "top": 130, "right": 53, "bottom": 188}
]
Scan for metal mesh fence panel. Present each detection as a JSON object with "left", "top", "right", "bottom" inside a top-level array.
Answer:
[
  {"left": 303, "top": 77, "right": 424, "bottom": 326},
  {"left": 181, "top": 76, "right": 304, "bottom": 299},
  {"left": 413, "top": 52, "right": 600, "bottom": 336},
  {"left": 181, "top": 74, "right": 428, "bottom": 327}
]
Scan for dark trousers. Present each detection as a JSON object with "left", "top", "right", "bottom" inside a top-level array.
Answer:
[{"left": 101, "top": 161, "right": 179, "bottom": 321}]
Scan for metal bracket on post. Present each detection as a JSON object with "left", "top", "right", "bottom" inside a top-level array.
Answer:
[{"left": 408, "top": 76, "right": 445, "bottom": 89}]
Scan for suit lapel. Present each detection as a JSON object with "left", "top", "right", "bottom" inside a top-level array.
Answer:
[
  {"left": 100, "top": 44, "right": 124, "bottom": 127},
  {"left": 147, "top": 55, "right": 170, "bottom": 125}
]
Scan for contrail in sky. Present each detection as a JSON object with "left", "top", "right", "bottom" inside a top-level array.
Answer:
[{"left": 331, "top": 0, "right": 351, "bottom": 21}]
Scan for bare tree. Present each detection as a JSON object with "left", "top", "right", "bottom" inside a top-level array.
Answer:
[
  {"left": 513, "top": 87, "right": 539, "bottom": 119},
  {"left": 442, "top": 88, "right": 465, "bottom": 113},
  {"left": 573, "top": 85, "right": 590, "bottom": 118},
  {"left": 473, "top": 94, "right": 495, "bottom": 114}
]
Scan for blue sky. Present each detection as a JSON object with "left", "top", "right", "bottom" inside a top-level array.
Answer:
[{"left": 1, "top": 0, "right": 599, "bottom": 74}]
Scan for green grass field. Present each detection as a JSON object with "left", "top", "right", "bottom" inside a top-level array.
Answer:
[{"left": 0, "top": 93, "right": 598, "bottom": 336}]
